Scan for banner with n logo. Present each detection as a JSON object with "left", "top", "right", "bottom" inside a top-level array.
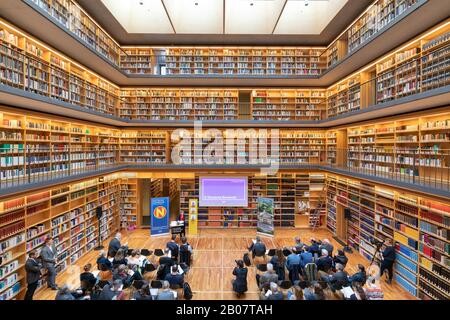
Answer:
[{"left": 151, "top": 197, "right": 170, "bottom": 236}]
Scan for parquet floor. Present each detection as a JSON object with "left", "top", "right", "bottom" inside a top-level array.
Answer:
[{"left": 34, "top": 228, "right": 415, "bottom": 300}]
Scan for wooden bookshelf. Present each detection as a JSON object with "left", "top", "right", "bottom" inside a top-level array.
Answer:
[
  {"left": 0, "top": 18, "right": 120, "bottom": 117},
  {"left": 30, "top": 0, "right": 121, "bottom": 65},
  {"left": 251, "top": 89, "right": 327, "bottom": 121},
  {"left": 326, "top": 173, "right": 450, "bottom": 299},
  {"left": 119, "top": 131, "right": 168, "bottom": 164},
  {"left": 0, "top": 107, "right": 120, "bottom": 183},
  {"left": 179, "top": 173, "right": 326, "bottom": 229},
  {"left": 119, "top": 177, "right": 138, "bottom": 230},
  {"left": 0, "top": 173, "right": 120, "bottom": 300},
  {"left": 120, "top": 48, "right": 153, "bottom": 75},
  {"left": 345, "top": 109, "right": 450, "bottom": 183},
  {"left": 119, "top": 89, "right": 239, "bottom": 121},
  {"left": 163, "top": 47, "right": 326, "bottom": 76}
]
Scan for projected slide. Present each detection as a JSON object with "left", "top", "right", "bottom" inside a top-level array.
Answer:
[{"left": 199, "top": 177, "right": 248, "bottom": 207}]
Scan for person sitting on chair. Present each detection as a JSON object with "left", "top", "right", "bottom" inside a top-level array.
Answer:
[
  {"left": 328, "top": 263, "right": 350, "bottom": 291},
  {"left": 320, "top": 239, "right": 334, "bottom": 257},
  {"left": 232, "top": 260, "right": 248, "bottom": 297},
  {"left": 179, "top": 236, "right": 193, "bottom": 267},
  {"left": 112, "top": 249, "right": 128, "bottom": 268},
  {"left": 269, "top": 249, "right": 286, "bottom": 281},
  {"left": 257, "top": 263, "right": 278, "bottom": 289},
  {"left": 294, "top": 237, "right": 304, "bottom": 253},
  {"left": 80, "top": 263, "right": 97, "bottom": 292},
  {"left": 316, "top": 249, "right": 333, "bottom": 272},
  {"left": 108, "top": 233, "right": 128, "bottom": 258},
  {"left": 260, "top": 282, "right": 283, "bottom": 300},
  {"left": 127, "top": 250, "right": 141, "bottom": 269},
  {"left": 96, "top": 250, "right": 112, "bottom": 270},
  {"left": 159, "top": 249, "right": 175, "bottom": 266},
  {"left": 165, "top": 265, "right": 184, "bottom": 288},
  {"left": 286, "top": 248, "right": 301, "bottom": 283},
  {"left": 299, "top": 246, "right": 313, "bottom": 269},
  {"left": 98, "top": 279, "right": 125, "bottom": 300},
  {"left": 350, "top": 264, "right": 367, "bottom": 285},
  {"left": 308, "top": 238, "right": 321, "bottom": 258},
  {"left": 166, "top": 235, "right": 180, "bottom": 261},
  {"left": 133, "top": 282, "right": 153, "bottom": 300},
  {"left": 157, "top": 281, "right": 176, "bottom": 300},
  {"left": 97, "top": 263, "right": 113, "bottom": 282},
  {"left": 333, "top": 250, "right": 348, "bottom": 269},
  {"left": 248, "top": 236, "right": 266, "bottom": 260}
]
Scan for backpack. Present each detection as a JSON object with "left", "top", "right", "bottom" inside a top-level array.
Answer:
[
  {"left": 183, "top": 282, "right": 193, "bottom": 300},
  {"left": 243, "top": 253, "right": 251, "bottom": 267}
]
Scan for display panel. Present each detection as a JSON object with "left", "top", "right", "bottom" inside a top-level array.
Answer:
[{"left": 199, "top": 177, "right": 248, "bottom": 207}]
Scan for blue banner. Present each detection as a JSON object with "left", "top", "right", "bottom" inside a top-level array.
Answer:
[{"left": 151, "top": 197, "right": 170, "bottom": 236}]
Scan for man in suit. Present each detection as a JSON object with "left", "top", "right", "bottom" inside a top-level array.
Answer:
[
  {"left": 40, "top": 238, "right": 58, "bottom": 290},
  {"left": 108, "top": 232, "right": 127, "bottom": 258},
  {"left": 316, "top": 249, "right": 333, "bottom": 272},
  {"left": 166, "top": 235, "right": 179, "bottom": 261},
  {"left": 249, "top": 236, "right": 266, "bottom": 260},
  {"left": 320, "top": 239, "right": 334, "bottom": 257},
  {"left": 328, "top": 263, "right": 350, "bottom": 291},
  {"left": 25, "top": 250, "right": 41, "bottom": 300},
  {"left": 165, "top": 265, "right": 184, "bottom": 288}
]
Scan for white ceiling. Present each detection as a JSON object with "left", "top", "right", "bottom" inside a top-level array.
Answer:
[{"left": 101, "top": 0, "right": 349, "bottom": 35}]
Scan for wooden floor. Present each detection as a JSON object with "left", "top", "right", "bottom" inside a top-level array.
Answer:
[{"left": 34, "top": 228, "right": 415, "bottom": 300}]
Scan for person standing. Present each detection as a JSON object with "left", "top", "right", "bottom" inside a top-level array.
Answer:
[
  {"left": 40, "top": 238, "right": 58, "bottom": 290},
  {"left": 380, "top": 239, "right": 396, "bottom": 284},
  {"left": 24, "top": 250, "right": 41, "bottom": 300}
]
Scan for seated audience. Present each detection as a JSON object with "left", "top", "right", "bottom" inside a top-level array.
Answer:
[
  {"left": 350, "top": 264, "right": 367, "bottom": 285},
  {"left": 316, "top": 249, "right": 333, "bottom": 272},
  {"left": 320, "top": 239, "right": 334, "bottom": 256},
  {"left": 80, "top": 263, "right": 97, "bottom": 292},
  {"left": 286, "top": 249, "right": 301, "bottom": 283},
  {"left": 98, "top": 280, "right": 125, "bottom": 300},
  {"left": 133, "top": 282, "right": 153, "bottom": 300},
  {"left": 257, "top": 263, "right": 278, "bottom": 289},
  {"left": 300, "top": 280, "right": 317, "bottom": 300},
  {"left": 108, "top": 232, "right": 127, "bottom": 258},
  {"left": 55, "top": 285, "right": 76, "bottom": 300},
  {"left": 96, "top": 250, "right": 112, "bottom": 270},
  {"left": 98, "top": 263, "right": 113, "bottom": 282},
  {"left": 112, "top": 249, "right": 128, "bottom": 268},
  {"left": 260, "top": 282, "right": 283, "bottom": 300},
  {"left": 328, "top": 263, "right": 350, "bottom": 290},
  {"left": 166, "top": 235, "right": 180, "bottom": 261},
  {"left": 249, "top": 236, "right": 267, "bottom": 260},
  {"left": 165, "top": 265, "right": 185, "bottom": 288},
  {"left": 179, "top": 236, "right": 193, "bottom": 267},
  {"left": 333, "top": 250, "right": 348, "bottom": 269},
  {"left": 352, "top": 283, "right": 367, "bottom": 300},
  {"left": 299, "top": 246, "right": 313, "bottom": 269},
  {"left": 127, "top": 250, "right": 142, "bottom": 269},
  {"left": 287, "top": 285, "right": 304, "bottom": 300},
  {"left": 159, "top": 249, "right": 175, "bottom": 266},
  {"left": 269, "top": 250, "right": 286, "bottom": 281},
  {"left": 308, "top": 239, "right": 321, "bottom": 258},
  {"left": 294, "top": 237, "right": 304, "bottom": 253},
  {"left": 313, "top": 282, "right": 326, "bottom": 300},
  {"left": 157, "top": 281, "right": 176, "bottom": 300}
]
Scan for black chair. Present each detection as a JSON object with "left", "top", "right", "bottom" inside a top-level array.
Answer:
[
  {"left": 141, "top": 249, "right": 152, "bottom": 256},
  {"left": 144, "top": 263, "right": 157, "bottom": 273},
  {"left": 154, "top": 249, "right": 165, "bottom": 256},
  {"left": 151, "top": 280, "right": 163, "bottom": 289},
  {"left": 282, "top": 249, "right": 292, "bottom": 257},
  {"left": 279, "top": 280, "right": 292, "bottom": 290},
  {"left": 267, "top": 249, "right": 276, "bottom": 257},
  {"left": 127, "top": 249, "right": 134, "bottom": 256},
  {"left": 132, "top": 280, "right": 147, "bottom": 290},
  {"left": 256, "top": 264, "right": 267, "bottom": 272}
]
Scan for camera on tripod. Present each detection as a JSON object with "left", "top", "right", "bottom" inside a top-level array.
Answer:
[{"left": 370, "top": 238, "right": 385, "bottom": 249}]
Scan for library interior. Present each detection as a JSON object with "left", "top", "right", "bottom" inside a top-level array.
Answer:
[{"left": 0, "top": 0, "right": 449, "bottom": 302}]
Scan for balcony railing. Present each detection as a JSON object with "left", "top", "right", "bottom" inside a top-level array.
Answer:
[{"left": 25, "top": 0, "right": 426, "bottom": 77}]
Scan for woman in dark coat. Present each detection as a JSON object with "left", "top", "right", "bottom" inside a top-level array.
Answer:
[
  {"left": 270, "top": 249, "right": 286, "bottom": 281},
  {"left": 232, "top": 260, "right": 248, "bottom": 297}
]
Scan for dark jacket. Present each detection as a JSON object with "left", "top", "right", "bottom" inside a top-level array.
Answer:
[
  {"left": 333, "top": 254, "right": 348, "bottom": 267},
  {"left": 165, "top": 273, "right": 184, "bottom": 287},
  {"left": 251, "top": 242, "right": 266, "bottom": 257},
  {"left": 166, "top": 241, "right": 179, "bottom": 259},
  {"left": 112, "top": 258, "right": 128, "bottom": 268},
  {"left": 350, "top": 271, "right": 367, "bottom": 284},
  {"left": 308, "top": 243, "right": 320, "bottom": 256},
  {"left": 80, "top": 272, "right": 97, "bottom": 289},
  {"left": 108, "top": 238, "right": 121, "bottom": 257},
  {"left": 97, "top": 256, "right": 112, "bottom": 270},
  {"left": 329, "top": 271, "right": 350, "bottom": 289},
  {"left": 382, "top": 246, "right": 396, "bottom": 262},
  {"left": 133, "top": 291, "right": 153, "bottom": 300},
  {"left": 232, "top": 267, "right": 248, "bottom": 294},
  {"left": 25, "top": 258, "right": 41, "bottom": 284},
  {"left": 316, "top": 256, "right": 333, "bottom": 272},
  {"left": 159, "top": 256, "right": 175, "bottom": 266},
  {"left": 269, "top": 256, "right": 285, "bottom": 281}
]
